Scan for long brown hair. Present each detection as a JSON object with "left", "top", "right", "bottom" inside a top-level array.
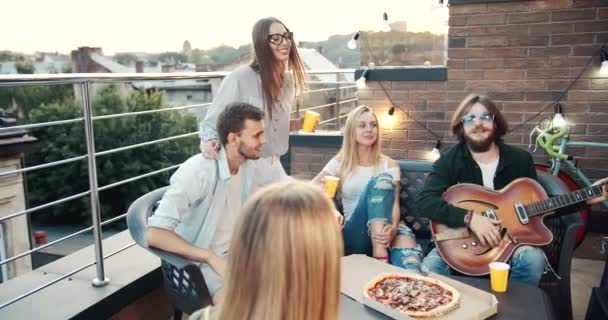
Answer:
[
  {"left": 336, "top": 105, "right": 383, "bottom": 181},
  {"left": 450, "top": 93, "right": 508, "bottom": 143},
  {"left": 250, "top": 17, "right": 306, "bottom": 119},
  {"left": 215, "top": 180, "right": 343, "bottom": 320}
]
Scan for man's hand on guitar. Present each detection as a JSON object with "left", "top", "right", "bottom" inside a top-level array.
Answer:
[
  {"left": 469, "top": 212, "right": 502, "bottom": 248},
  {"left": 586, "top": 177, "right": 608, "bottom": 206}
]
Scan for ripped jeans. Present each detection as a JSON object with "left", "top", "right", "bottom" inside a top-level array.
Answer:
[
  {"left": 421, "top": 245, "right": 546, "bottom": 286},
  {"left": 342, "top": 173, "right": 423, "bottom": 272}
]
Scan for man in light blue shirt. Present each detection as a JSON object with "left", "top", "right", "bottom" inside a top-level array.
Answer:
[{"left": 146, "top": 102, "right": 279, "bottom": 296}]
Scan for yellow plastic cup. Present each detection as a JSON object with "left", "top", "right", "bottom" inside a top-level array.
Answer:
[
  {"left": 302, "top": 110, "right": 320, "bottom": 132},
  {"left": 489, "top": 262, "right": 510, "bottom": 293},
  {"left": 324, "top": 176, "right": 340, "bottom": 199}
]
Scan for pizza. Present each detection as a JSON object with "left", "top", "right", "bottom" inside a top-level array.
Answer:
[{"left": 363, "top": 273, "right": 460, "bottom": 318}]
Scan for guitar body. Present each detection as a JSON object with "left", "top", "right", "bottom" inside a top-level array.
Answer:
[{"left": 430, "top": 178, "right": 554, "bottom": 276}]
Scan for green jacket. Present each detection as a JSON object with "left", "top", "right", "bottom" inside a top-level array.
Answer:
[{"left": 415, "top": 141, "right": 537, "bottom": 228}]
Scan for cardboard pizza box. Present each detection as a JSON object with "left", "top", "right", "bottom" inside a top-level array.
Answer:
[{"left": 341, "top": 255, "right": 498, "bottom": 320}]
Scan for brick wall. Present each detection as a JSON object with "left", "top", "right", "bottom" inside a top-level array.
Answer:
[
  {"left": 357, "top": 0, "right": 608, "bottom": 182},
  {"left": 288, "top": 145, "right": 340, "bottom": 179}
]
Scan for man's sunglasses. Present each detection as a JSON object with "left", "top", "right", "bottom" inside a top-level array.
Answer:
[
  {"left": 267, "top": 32, "right": 293, "bottom": 45},
  {"left": 461, "top": 112, "right": 494, "bottom": 126}
]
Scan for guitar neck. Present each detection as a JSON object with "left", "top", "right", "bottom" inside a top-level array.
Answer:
[{"left": 525, "top": 183, "right": 606, "bottom": 217}]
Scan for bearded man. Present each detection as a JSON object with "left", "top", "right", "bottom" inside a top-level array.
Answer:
[{"left": 415, "top": 94, "right": 608, "bottom": 286}]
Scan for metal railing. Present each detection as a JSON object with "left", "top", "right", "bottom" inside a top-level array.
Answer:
[{"left": 0, "top": 69, "right": 356, "bottom": 308}]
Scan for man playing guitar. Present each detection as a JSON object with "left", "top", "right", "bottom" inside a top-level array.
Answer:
[{"left": 415, "top": 93, "right": 608, "bottom": 286}]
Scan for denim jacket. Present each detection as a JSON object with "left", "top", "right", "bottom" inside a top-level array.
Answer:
[{"left": 147, "top": 148, "right": 275, "bottom": 251}]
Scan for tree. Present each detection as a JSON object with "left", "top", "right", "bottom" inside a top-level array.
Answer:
[
  {"left": 0, "top": 84, "right": 74, "bottom": 122},
  {"left": 190, "top": 49, "right": 213, "bottom": 65},
  {"left": 26, "top": 85, "right": 199, "bottom": 225},
  {"left": 113, "top": 53, "right": 139, "bottom": 66},
  {"left": 0, "top": 50, "right": 25, "bottom": 62},
  {"left": 15, "top": 62, "right": 35, "bottom": 74},
  {"left": 158, "top": 52, "right": 188, "bottom": 64}
]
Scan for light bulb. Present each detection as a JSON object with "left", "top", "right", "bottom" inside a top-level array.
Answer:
[
  {"left": 383, "top": 113, "right": 394, "bottom": 128},
  {"left": 381, "top": 22, "right": 391, "bottom": 32},
  {"left": 552, "top": 112, "right": 567, "bottom": 128},
  {"left": 430, "top": 140, "right": 441, "bottom": 160},
  {"left": 601, "top": 60, "right": 608, "bottom": 75},
  {"left": 356, "top": 77, "right": 366, "bottom": 89},
  {"left": 382, "top": 12, "right": 391, "bottom": 32},
  {"left": 383, "top": 106, "right": 395, "bottom": 129},
  {"left": 347, "top": 38, "right": 357, "bottom": 50},
  {"left": 430, "top": 148, "right": 441, "bottom": 160},
  {"left": 347, "top": 31, "right": 360, "bottom": 50}
]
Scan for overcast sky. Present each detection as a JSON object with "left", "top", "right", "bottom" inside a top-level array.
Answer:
[{"left": 2, "top": 0, "right": 447, "bottom": 55}]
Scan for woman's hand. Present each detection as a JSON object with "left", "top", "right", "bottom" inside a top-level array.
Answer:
[
  {"left": 372, "top": 224, "right": 397, "bottom": 248},
  {"left": 200, "top": 139, "right": 221, "bottom": 160}
]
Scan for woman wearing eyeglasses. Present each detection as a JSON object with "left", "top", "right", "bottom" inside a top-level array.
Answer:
[{"left": 199, "top": 17, "right": 307, "bottom": 182}]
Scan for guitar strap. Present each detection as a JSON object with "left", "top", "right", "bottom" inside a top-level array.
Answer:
[{"left": 433, "top": 228, "right": 470, "bottom": 242}]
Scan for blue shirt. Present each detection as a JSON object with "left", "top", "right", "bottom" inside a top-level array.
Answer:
[{"left": 147, "top": 148, "right": 276, "bottom": 251}]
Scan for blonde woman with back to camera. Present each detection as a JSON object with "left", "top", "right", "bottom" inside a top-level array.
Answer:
[{"left": 190, "top": 180, "right": 344, "bottom": 320}]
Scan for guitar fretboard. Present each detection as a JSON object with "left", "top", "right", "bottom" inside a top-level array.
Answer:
[{"left": 524, "top": 183, "right": 605, "bottom": 217}]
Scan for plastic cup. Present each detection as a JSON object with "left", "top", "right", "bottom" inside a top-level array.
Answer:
[
  {"left": 324, "top": 176, "right": 340, "bottom": 199},
  {"left": 302, "top": 110, "right": 320, "bottom": 132},
  {"left": 489, "top": 262, "right": 510, "bottom": 293},
  {"left": 334, "top": 210, "right": 344, "bottom": 226}
]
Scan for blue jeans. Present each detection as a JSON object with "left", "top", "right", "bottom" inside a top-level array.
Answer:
[
  {"left": 342, "top": 173, "right": 422, "bottom": 272},
  {"left": 421, "top": 245, "right": 546, "bottom": 286}
]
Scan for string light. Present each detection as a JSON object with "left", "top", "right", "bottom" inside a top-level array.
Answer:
[
  {"left": 552, "top": 103, "right": 567, "bottom": 128},
  {"left": 383, "top": 105, "right": 395, "bottom": 128},
  {"left": 430, "top": 140, "right": 441, "bottom": 160},
  {"left": 601, "top": 45, "right": 608, "bottom": 75},
  {"left": 347, "top": 31, "right": 360, "bottom": 50},
  {"left": 355, "top": 69, "right": 368, "bottom": 89},
  {"left": 381, "top": 12, "right": 391, "bottom": 32}
]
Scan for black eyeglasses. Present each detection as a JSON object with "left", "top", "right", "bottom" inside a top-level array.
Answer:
[
  {"left": 461, "top": 112, "right": 494, "bottom": 126},
  {"left": 267, "top": 32, "right": 293, "bottom": 45}
]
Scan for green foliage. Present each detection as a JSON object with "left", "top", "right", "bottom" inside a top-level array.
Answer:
[
  {"left": 0, "top": 51, "right": 25, "bottom": 61},
  {"left": 205, "top": 45, "right": 250, "bottom": 66},
  {"left": 25, "top": 84, "right": 198, "bottom": 225},
  {"left": 0, "top": 84, "right": 74, "bottom": 121},
  {"left": 190, "top": 49, "right": 213, "bottom": 65},
  {"left": 15, "top": 62, "right": 35, "bottom": 74},
  {"left": 113, "top": 53, "right": 139, "bottom": 66},
  {"left": 158, "top": 51, "right": 188, "bottom": 64}
]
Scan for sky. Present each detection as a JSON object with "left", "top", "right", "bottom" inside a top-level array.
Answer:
[{"left": 1, "top": 0, "right": 448, "bottom": 55}]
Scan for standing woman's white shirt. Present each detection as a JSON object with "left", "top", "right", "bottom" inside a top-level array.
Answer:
[{"left": 199, "top": 65, "right": 293, "bottom": 181}]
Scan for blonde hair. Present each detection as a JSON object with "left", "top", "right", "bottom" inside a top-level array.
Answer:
[
  {"left": 215, "top": 180, "right": 343, "bottom": 320},
  {"left": 336, "top": 105, "right": 383, "bottom": 181}
]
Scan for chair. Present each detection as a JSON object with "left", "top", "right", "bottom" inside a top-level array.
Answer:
[
  {"left": 126, "top": 187, "right": 213, "bottom": 320},
  {"left": 585, "top": 237, "right": 608, "bottom": 320},
  {"left": 536, "top": 171, "right": 583, "bottom": 320}
]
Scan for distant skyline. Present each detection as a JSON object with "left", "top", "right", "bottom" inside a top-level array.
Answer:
[{"left": 2, "top": 0, "right": 447, "bottom": 55}]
